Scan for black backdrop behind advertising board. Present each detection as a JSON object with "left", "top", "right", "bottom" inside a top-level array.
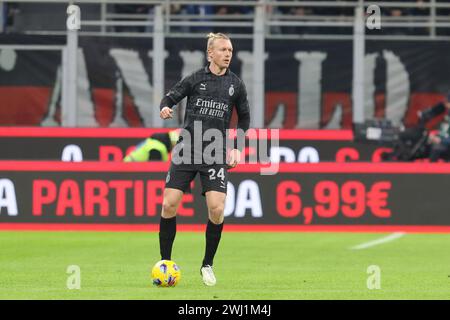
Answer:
[{"left": 1, "top": 35, "right": 450, "bottom": 128}]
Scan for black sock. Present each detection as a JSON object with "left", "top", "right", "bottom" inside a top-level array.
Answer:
[
  {"left": 202, "top": 220, "right": 224, "bottom": 267},
  {"left": 159, "top": 216, "right": 176, "bottom": 260}
]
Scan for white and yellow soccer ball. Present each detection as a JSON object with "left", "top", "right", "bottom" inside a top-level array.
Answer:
[{"left": 151, "top": 260, "right": 181, "bottom": 287}]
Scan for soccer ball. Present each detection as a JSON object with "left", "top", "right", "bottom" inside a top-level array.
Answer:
[{"left": 151, "top": 260, "right": 181, "bottom": 287}]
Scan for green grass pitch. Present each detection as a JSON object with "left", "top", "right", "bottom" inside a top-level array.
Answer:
[{"left": 1, "top": 231, "right": 450, "bottom": 299}]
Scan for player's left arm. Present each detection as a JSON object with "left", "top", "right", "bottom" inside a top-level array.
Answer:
[{"left": 228, "top": 80, "right": 250, "bottom": 168}]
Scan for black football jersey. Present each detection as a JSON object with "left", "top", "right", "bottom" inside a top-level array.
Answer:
[{"left": 164, "top": 65, "right": 250, "bottom": 163}]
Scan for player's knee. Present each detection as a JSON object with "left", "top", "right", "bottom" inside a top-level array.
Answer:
[
  {"left": 162, "top": 201, "right": 178, "bottom": 217},
  {"left": 208, "top": 204, "right": 224, "bottom": 223}
]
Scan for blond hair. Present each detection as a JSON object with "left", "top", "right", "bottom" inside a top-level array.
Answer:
[{"left": 206, "top": 33, "right": 230, "bottom": 62}]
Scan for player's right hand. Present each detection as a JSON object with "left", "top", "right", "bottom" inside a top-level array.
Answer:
[
  {"left": 429, "top": 134, "right": 441, "bottom": 145},
  {"left": 160, "top": 107, "right": 173, "bottom": 119}
]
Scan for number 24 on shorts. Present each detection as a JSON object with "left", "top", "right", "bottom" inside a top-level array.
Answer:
[{"left": 208, "top": 168, "right": 225, "bottom": 181}]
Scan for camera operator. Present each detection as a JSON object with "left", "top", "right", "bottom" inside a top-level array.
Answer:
[
  {"left": 427, "top": 95, "right": 450, "bottom": 162},
  {"left": 382, "top": 93, "right": 450, "bottom": 162}
]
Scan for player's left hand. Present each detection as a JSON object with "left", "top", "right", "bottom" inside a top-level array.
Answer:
[{"left": 227, "top": 149, "right": 241, "bottom": 169}]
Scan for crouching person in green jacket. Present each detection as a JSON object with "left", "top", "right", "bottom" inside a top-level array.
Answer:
[{"left": 124, "top": 130, "right": 180, "bottom": 162}]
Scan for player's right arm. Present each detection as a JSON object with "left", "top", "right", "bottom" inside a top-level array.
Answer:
[
  {"left": 160, "top": 106, "right": 173, "bottom": 119},
  {"left": 159, "top": 74, "right": 193, "bottom": 120}
]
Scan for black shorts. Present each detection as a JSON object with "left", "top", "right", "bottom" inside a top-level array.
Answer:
[{"left": 165, "top": 163, "right": 228, "bottom": 196}]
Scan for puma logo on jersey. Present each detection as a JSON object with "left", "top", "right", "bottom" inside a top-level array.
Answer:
[{"left": 200, "top": 83, "right": 207, "bottom": 91}]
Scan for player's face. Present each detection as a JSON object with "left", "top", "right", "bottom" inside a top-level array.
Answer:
[{"left": 210, "top": 39, "right": 233, "bottom": 69}]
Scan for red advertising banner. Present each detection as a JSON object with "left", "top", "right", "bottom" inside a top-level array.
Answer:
[{"left": 1, "top": 161, "right": 450, "bottom": 232}]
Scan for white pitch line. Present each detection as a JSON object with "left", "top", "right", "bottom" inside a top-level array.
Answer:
[{"left": 350, "top": 232, "right": 406, "bottom": 250}]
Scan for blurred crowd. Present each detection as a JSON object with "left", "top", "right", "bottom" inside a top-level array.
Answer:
[
  {"left": 2, "top": 1, "right": 450, "bottom": 36},
  {"left": 1, "top": 3, "right": 19, "bottom": 32},
  {"left": 112, "top": 0, "right": 450, "bottom": 36}
]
